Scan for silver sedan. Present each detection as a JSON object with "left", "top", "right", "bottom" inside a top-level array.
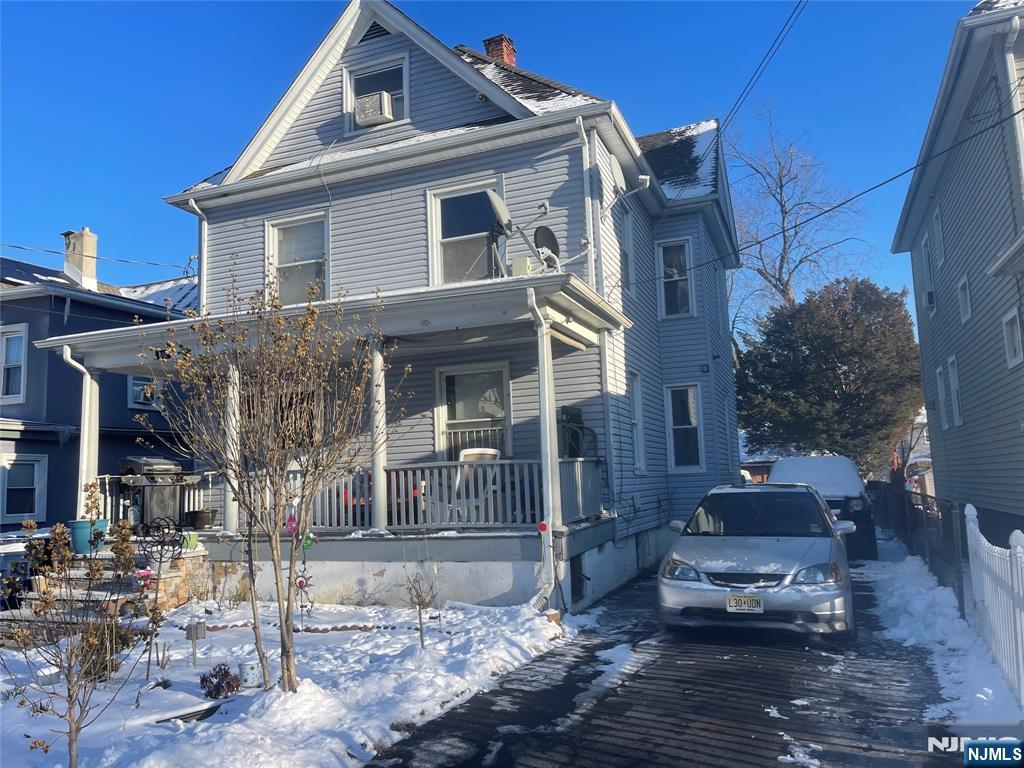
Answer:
[{"left": 658, "top": 483, "right": 857, "bottom": 638}]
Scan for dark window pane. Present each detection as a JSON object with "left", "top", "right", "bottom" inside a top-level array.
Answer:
[
  {"left": 353, "top": 66, "right": 403, "bottom": 97},
  {"left": 673, "top": 427, "right": 700, "bottom": 467},
  {"left": 5, "top": 488, "right": 34, "bottom": 517},
  {"left": 3, "top": 366, "right": 22, "bottom": 396},
  {"left": 441, "top": 236, "right": 494, "bottom": 283},
  {"left": 4, "top": 334, "right": 23, "bottom": 365},
  {"left": 445, "top": 371, "right": 505, "bottom": 421},
  {"left": 663, "top": 278, "right": 690, "bottom": 316},
  {"left": 662, "top": 244, "right": 687, "bottom": 279},
  {"left": 671, "top": 388, "right": 696, "bottom": 427},
  {"left": 440, "top": 192, "right": 493, "bottom": 239},
  {"left": 7, "top": 462, "right": 34, "bottom": 488}
]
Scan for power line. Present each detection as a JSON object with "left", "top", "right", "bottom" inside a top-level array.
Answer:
[{"left": 1, "top": 242, "right": 190, "bottom": 271}]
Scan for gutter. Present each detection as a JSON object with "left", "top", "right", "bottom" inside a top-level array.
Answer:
[
  {"left": 187, "top": 198, "right": 208, "bottom": 313},
  {"left": 1, "top": 284, "right": 182, "bottom": 320},
  {"left": 1004, "top": 17, "right": 1024, "bottom": 227},
  {"left": 526, "top": 287, "right": 555, "bottom": 611}
]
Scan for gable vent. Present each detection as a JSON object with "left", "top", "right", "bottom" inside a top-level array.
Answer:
[{"left": 359, "top": 22, "right": 391, "bottom": 44}]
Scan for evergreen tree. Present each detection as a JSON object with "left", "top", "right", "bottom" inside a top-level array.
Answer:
[{"left": 738, "top": 277, "right": 922, "bottom": 472}]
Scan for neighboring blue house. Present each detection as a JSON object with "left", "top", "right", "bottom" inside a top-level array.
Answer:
[
  {"left": 42, "top": 0, "right": 740, "bottom": 608},
  {"left": 0, "top": 228, "right": 197, "bottom": 529}
]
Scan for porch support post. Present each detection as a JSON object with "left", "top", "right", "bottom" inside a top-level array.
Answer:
[
  {"left": 370, "top": 335, "right": 389, "bottom": 532},
  {"left": 223, "top": 363, "right": 240, "bottom": 533},
  {"left": 534, "top": 304, "right": 564, "bottom": 532}
]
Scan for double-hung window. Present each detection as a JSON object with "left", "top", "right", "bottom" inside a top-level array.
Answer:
[
  {"left": 268, "top": 213, "right": 327, "bottom": 306},
  {"left": 1003, "top": 308, "right": 1023, "bottom": 368},
  {"left": 947, "top": 355, "right": 963, "bottom": 426},
  {"left": 619, "top": 209, "right": 634, "bottom": 296},
  {"left": 628, "top": 371, "right": 646, "bottom": 473},
  {"left": 432, "top": 182, "right": 502, "bottom": 285},
  {"left": 957, "top": 276, "right": 971, "bottom": 323},
  {"left": 128, "top": 375, "right": 159, "bottom": 410},
  {"left": 1, "top": 324, "right": 27, "bottom": 405},
  {"left": 348, "top": 58, "right": 407, "bottom": 130},
  {"left": 665, "top": 385, "right": 702, "bottom": 470},
  {"left": 2, "top": 454, "right": 46, "bottom": 523},
  {"left": 437, "top": 365, "right": 511, "bottom": 460},
  {"left": 659, "top": 241, "right": 693, "bottom": 317},
  {"left": 935, "top": 366, "right": 949, "bottom": 430}
]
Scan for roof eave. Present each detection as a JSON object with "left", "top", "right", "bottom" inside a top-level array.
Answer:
[{"left": 1, "top": 284, "right": 185, "bottom": 319}]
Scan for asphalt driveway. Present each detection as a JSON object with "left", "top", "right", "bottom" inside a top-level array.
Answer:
[{"left": 371, "top": 567, "right": 958, "bottom": 767}]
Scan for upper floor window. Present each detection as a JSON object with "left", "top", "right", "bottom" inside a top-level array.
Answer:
[
  {"left": 920, "top": 231, "right": 936, "bottom": 314},
  {"left": 665, "top": 384, "right": 703, "bottom": 471},
  {"left": 430, "top": 181, "right": 502, "bottom": 285},
  {"left": 1003, "top": 308, "right": 1023, "bottom": 369},
  {"left": 128, "top": 375, "right": 159, "bottom": 410},
  {"left": 935, "top": 366, "right": 949, "bottom": 430},
  {"left": 267, "top": 213, "right": 327, "bottom": 306},
  {"left": 932, "top": 209, "right": 945, "bottom": 268},
  {"left": 1, "top": 454, "right": 46, "bottom": 523},
  {"left": 947, "top": 355, "right": 963, "bottom": 426},
  {"left": 658, "top": 240, "right": 694, "bottom": 318},
  {"left": 957, "top": 276, "right": 971, "bottom": 323},
  {"left": 1, "top": 323, "right": 27, "bottom": 405},
  {"left": 628, "top": 370, "right": 646, "bottom": 473},
  {"left": 619, "top": 209, "right": 635, "bottom": 297},
  {"left": 347, "top": 58, "right": 408, "bottom": 131}
]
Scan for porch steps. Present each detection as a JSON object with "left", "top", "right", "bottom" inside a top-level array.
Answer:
[{"left": 0, "top": 606, "right": 100, "bottom": 646}]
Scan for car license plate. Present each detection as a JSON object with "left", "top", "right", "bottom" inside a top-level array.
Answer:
[{"left": 726, "top": 594, "right": 764, "bottom": 613}]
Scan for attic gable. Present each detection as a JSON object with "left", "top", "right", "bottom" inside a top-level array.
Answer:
[{"left": 223, "top": 0, "right": 531, "bottom": 185}]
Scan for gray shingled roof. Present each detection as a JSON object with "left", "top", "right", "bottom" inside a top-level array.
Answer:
[
  {"left": 967, "top": 0, "right": 1023, "bottom": 17},
  {"left": 637, "top": 119, "right": 720, "bottom": 201}
]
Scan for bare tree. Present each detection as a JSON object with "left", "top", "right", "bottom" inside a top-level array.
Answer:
[
  {"left": 136, "top": 285, "right": 405, "bottom": 692},
  {"left": 728, "top": 109, "right": 863, "bottom": 317},
  {"left": 1, "top": 502, "right": 145, "bottom": 768},
  {"left": 405, "top": 570, "right": 439, "bottom": 650}
]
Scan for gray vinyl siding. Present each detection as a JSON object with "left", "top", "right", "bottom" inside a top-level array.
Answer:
[
  {"left": 204, "top": 135, "right": 587, "bottom": 315},
  {"left": 910, "top": 42, "right": 1024, "bottom": 519},
  {"left": 265, "top": 30, "right": 507, "bottom": 169}
]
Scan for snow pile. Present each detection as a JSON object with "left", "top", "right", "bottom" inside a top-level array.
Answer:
[
  {"left": 854, "top": 539, "right": 1023, "bottom": 721},
  {"left": 777, "top": 733, "right": 823, "bottom": 767},
  {"left": 0, "top": 600, "right": 566, "bottom": 767}
]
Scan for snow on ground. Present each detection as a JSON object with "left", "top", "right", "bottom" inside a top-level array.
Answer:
[
  {"left": 0, "top": 600, "right": 567, "bottom": 767},
  {"left": 776, "top": 732, "right": 823, "bottom": 767},
  {"left": 854, "top": 536, "right": 1024, "bottom": 722}
]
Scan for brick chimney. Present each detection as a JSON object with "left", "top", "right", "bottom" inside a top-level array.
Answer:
[
  {"left": 483, "top": 34, "right": 517, "bottom": 67},
  {"left": 61, "top": 227, "right": 98, "bottom": 291}
]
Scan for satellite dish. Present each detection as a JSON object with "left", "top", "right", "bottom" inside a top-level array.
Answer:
[
  {"left": 485, "top": 190, "right": 513, "bottom": 237},
  {"left": 534, "top": 226, "right": 560, "bottom": 258},
  {"left": 610, "top": 156, "right": 627, "bottom": 193}
]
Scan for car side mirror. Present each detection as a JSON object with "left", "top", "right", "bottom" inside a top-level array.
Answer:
[
  {"left": 833, "top": 520, "right": 856, "bottom": 537},
  {"left": 669, "top": 520, "right": 686, "bottom": 534}
]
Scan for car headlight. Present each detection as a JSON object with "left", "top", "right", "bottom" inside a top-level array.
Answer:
[
  {"left": 849, "top": 499, "right": 865, "bottom": 511},
  {"left": 661, "top": 559, "right": 700, "bottom": 582},
  {"left": 792, "top": 563, "right": 842, "bottom": 585}
]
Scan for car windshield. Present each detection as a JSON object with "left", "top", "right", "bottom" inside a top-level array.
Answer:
[{"left": 684, "top": 491, "right": 830, "bottom": 538}]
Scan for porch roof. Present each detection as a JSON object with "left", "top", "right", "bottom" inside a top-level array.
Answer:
[{"left": 35, "top": 273, "right": 630, "bottom": 374}]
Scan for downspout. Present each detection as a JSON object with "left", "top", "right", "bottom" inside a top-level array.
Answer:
[
  {"left": 61, "top": 345, "right": 93, "bottom": 520},
  {"left": 187, "top": 198, "right": 208, "bottom": 314},
  {"left": 1004, "top": 18, "right": 1024, "bottom": 231},
  {"left": 576, "top": 117, "right": 596, "bottom": 290},
  {"left": 527, "top": 288, "right": 556, "bottom": 611}
]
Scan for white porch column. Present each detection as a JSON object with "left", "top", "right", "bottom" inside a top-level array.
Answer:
[
  {"left": 223, "top": 363, "right": 240, "bottom": 533},
  {"left": 370, "top": 336, "right": 389, "bottom": 532},
  {"left": 534, "top": 306, "right": 564, "bottom": 532}
]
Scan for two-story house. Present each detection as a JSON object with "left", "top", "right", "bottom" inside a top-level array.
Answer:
[
  {"left": 1, "top": 228, "right": 197, "bottom": 529},
  {"left": 40, "top": 0, "right": 740, "bottom": 608},
  {"left": 893, "top": 0, "right": 1024, "bottom": 545}
]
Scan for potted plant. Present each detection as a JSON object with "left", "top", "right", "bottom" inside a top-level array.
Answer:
[
  {"left": 69, "top": 483, "right": 109, "bottom": 555},
  {"left": 187, "top": 508, "right": 214, "bottom": 531}
]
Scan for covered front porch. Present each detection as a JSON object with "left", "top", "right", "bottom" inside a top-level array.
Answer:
[{"left": 39, "top": 274, "right": 628, "bottom": 541}]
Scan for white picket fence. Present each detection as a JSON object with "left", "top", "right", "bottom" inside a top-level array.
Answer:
[{"left": 964, "top": 504, "right": 1024, "bottom": 708}]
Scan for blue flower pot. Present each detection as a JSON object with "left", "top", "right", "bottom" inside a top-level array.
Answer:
[{"left": 69, "top": 519, "right": 109, "bottom": 554}]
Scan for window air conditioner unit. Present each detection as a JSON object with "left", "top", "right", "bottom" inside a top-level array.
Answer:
[
  {"left": 925, "top": 290, "right": 936, "bottom": 309},
  {"left": 354, "top": 91, "right": 394, "bottom": 127}
]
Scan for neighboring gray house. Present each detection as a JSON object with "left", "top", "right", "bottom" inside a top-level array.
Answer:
[
  {"left": 41, "top": 0, "right": 740, "bottom": 608},
  {"left": 0, "top": 229, "right": 196, "bottom": 529},
  {"left": 892, "top": 0, "right": 1024, "bottom": 545}
]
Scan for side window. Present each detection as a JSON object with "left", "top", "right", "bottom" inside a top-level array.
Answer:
[
  {"left": 935, "top": 366, "right": 949, "bottom": 430},
  {"left": 1, "top": 324, "right": 27, "bottom": 405},
  {"left": 619, "top": 209, "right": 634, "bottom": 296},
  {"left": 1003, "top": 308, "right": 1023, "bottom": 368},
  {"left": 658, "top": 241, "right": 693, "bottom": 317},
  {"left": 666, "top": 385, "right": 702, "bottom": 470},
  {"left": 267, "top": 214, "right": 327, "bottom": 306}
]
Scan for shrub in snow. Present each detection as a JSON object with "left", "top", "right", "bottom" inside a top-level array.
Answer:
[{"left": 200, "top": 663, "right": 241, "bottom": 700}]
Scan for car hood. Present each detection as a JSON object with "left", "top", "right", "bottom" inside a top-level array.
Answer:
[{"left": 669, "top": 536, "right": 834, "bottom": 575}]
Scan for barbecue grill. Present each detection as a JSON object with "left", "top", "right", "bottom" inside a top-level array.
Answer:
[{"left": 118, "top": 456, "right": 200, "bottom": 525}]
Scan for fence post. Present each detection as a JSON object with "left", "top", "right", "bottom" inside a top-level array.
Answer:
[
  {"left": 950, "top": 503, "right": 965, "bottom": 619},
  {"left": 1008, "top": 530, "right": 1024, "bottom": 709},
  {"left": 903, "top": 490, "right": 915, "bottom": 555}
]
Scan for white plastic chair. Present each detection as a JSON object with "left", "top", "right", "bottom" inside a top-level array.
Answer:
[{"left": 452, "top": 448, "right": 501, "bottom": 524}]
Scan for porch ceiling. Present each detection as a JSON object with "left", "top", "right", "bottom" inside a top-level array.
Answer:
[{"left": 35, "top": 273, "right": 630, "bottom": 374}]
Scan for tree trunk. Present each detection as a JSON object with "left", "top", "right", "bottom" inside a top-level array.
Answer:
[
  {"left": 417, "top": 605, "right": 425, "bottom": 649},
  {"left": 67, "top": 713, "right": 79, "bottom": 768},
  {"left": 245, "top": 517, "right": 272, "bottom": 689},
  {"left": 268, "top": 533, "right": 297, "bottom": 692}
]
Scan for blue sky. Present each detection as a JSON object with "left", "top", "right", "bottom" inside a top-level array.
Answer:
[{"left": 1, "top": 1, "right": 972, "bottom": 296}]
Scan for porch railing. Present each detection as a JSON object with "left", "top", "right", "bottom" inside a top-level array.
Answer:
[{"left": 559, "top": 458, "right": 603, "bottom": 524}]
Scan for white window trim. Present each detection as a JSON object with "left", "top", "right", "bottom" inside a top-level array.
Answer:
[
  {"left": 956, "top": 275, "right": 971, "bottom": 323},
  {"left": 947, "top": 354, "right": 964, "bottom": 427},
  {"left": 264, "top": 209, "right": 331, "bottom": 306},
  {"left": 1003, "top": 307, "right": 1024, "bottom": 369},
  {"left": 342, "top": 52, "right": 411, "bottom": 136},
  {"left": 621, "top": 208, "right": 636, "bottom": 298},
  {"left": 628, "top": 370, "right": 646, "bottom": 474},
  {"left": 935, "top": 366, "right": 949, "bottom": 430},
  {"left": 127, "top": 375, "right": 160, "bottom": 411},
  {"left": 434, "top": 361, "right": 513, "bottom": 460},
  {"left": 656, "top": 238, "right": 696, "bottom": 319},
  {"left": 426, "top": 176, "right": 505, "bottom": 287},
  {"left": 0, "top": 323, "right": 28, "bottom": 406},
  {"left": 921, "top": 230, "right": 936, "bottom": 316},
  {"left": 664, "top": 383, "right": 705, "bottom": 474},
  {"left": 1, "top": 453, "right": 47, "bottom": 524}
]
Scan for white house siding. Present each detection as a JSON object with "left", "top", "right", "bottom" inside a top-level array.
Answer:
[
  {"left": 203, "top": 135, "right": 587, "bottom": 315},
  {"left": 910, "top": 43, "right": 1024, "bottom": 521},
  {"left": 264, "top": 29, "right": 508, "bottom": 169}
]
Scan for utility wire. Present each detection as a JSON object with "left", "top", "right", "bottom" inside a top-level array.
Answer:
[{"left": 1, "top": 242, "right": 189, "bottom": 271}]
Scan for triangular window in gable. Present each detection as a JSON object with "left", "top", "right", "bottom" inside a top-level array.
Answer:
[{"left": 359, "top": 21, "right": 391, "bottom": 45}]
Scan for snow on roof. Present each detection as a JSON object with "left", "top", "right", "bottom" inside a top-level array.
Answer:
[
  {"left": 1, "top": 256, "right": 70, "bottom": 286},
  {"left": 637, "top": 119, "right": 719, "bottom": 201},
  {"left": 967, "top": 0, "right": 1024, "bottom": 17},
  {"left": 767, "top": 456, "right": 865, "bottom": 498},
  {"left": 181, "top": 166, "right": 232, "bottom": 195},
  {"left": 119, "top": 276, "right": 199, "bottom": 313}
]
